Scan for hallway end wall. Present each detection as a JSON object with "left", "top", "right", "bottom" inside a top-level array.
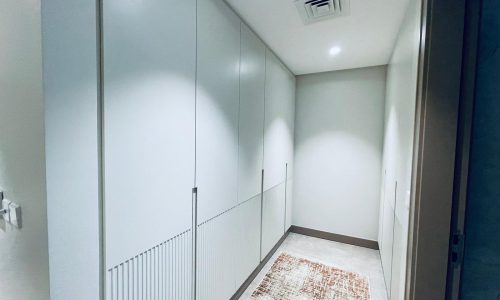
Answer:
[{"left": 293, "top": 66, "right": 387, "bottom": 242}]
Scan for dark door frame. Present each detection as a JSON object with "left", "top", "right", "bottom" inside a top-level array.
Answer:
[{"left": 405, "top": 0, "right": 477, "bottom": 299}]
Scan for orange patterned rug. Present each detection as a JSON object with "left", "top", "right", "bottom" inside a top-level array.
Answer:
[{"left": 251, "top": 253, "right": 370, "bottom": 300}]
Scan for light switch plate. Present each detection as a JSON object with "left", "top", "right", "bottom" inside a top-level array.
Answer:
[
  {"left": 0, "top": 192, "right": 22, "bottom": 228},
  {"left": 8, "top": 202, "right": 21, "bottom": 228}
]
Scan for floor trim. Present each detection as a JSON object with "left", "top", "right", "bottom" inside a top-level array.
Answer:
[
  {"left": 290, "top": 225, "right": 379, "bottom": 250},
  {"left": 230, "top": 228, "right": 291, "bottom": 300}
]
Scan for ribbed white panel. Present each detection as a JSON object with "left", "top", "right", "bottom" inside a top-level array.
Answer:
[
  {"left": 106, "top": 230, "right": 192, "bottom": 300},
  {"left": 261, "top": 182, "right": 286, "bottom": 257},
  {"left": 234, "top": 195, "right": 261, "bottom": 287},
  {"left": 285, "top": 178, "right": 293, "bottom": 231},
  {"left": 197, "top": 208, "right": 237, "bottom": 300},
  {"left": 197, "top": 195, "right": 261, "bottom": 300}
]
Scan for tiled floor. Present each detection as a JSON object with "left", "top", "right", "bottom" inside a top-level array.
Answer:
[{"left": 239, "top": 233, "right": 388, "bottom": 300}]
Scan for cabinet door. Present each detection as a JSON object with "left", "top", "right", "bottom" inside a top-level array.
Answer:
[
  {"left": 261, "top": 50, "right": 295, "bottom": 257},
  {"left": 238, "top": 24, "right": 266, "bottom": 204},
  {"left": 234, "top": 23, "right": 266, "bottom": 287},
  {"left": 261, "top": 182, "right": 286, "bottom": 257},
  {"left": 264, "top": 51, "right": 295, "bottom": 190},
  {"left": 380, "top": 185, "right": 395, "bottom": 292},
  {"left": 103, "top": 0, "right": 196, "bottom": 286},
  {"left": 196, "top": 0, "right": 241, "bottom": 223},
  {"left": 285, "top": 178, "right": 294, "bottom": 231}
]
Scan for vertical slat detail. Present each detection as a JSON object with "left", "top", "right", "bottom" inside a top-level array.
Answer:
[
  {"left": 196, "top": 195, "right": 261, "bottom": 300},
  {"left": 106, "top": 230, "right": 192, "bottom": 300},
  {"left": 107, "top": 195, "right": 264, "bottom": 300}
]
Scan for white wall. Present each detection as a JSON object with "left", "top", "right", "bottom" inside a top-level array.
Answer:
[
  {"left": 0, "top": 1, "right": 50, "bottom": 299},
  {"left": 378, "top": 0, "right": 421, "bottom": 298},
  {"left": 293, "top": 66, "right": 386, "bottom": 241}
]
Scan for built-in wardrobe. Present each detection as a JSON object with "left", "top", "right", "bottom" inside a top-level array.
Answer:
[
  {"left": 377, "top": 0, "right": 421, "bottom": 299},
  {"left": 43, "top": 0, "right": 295, "bottom": 299}
]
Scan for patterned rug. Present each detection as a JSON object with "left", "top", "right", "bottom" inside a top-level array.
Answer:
[{"left": 251, "top": 253, "right": 370, "bottom": 300}]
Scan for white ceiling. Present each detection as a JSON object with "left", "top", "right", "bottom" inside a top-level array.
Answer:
[{"left": 226, "top": 0, "right": 410, "bottom": 75}]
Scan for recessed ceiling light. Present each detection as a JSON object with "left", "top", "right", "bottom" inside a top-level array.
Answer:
[{"left": 329, "top": 46, "right": 341, "bottom": 56}]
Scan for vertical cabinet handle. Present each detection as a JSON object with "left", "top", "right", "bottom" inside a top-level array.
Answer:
[{"left": 192, "top": 187, "right": 198, "bottom": 300}]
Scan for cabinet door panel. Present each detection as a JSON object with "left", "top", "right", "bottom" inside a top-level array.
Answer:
[
  {"left": 234, "top": 195, "right": 262, "bottom": 287},
  {"left": 285, "top": 178, "right": 293, "bottom": 231},
  {"left": 196, "top": 0, "right": 241, "bottom": 222},
  {"left": 238, "top": 24, "right": 266, "bottom": 203},
  {"left": 103, "top": 0, "right": 196, "bottom": 267},
  {"left": 380, "top": 196, "right": 395, "bottom": 290},
  {"left": 261, "top": 182, "right": 286, "bottom": 257},
  {"left": 264, "top": 51, "right": 295, "bottom": 190}
]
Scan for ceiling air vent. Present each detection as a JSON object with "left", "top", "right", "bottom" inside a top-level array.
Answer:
[{"left": 294, "top": 0, "right": 350, "bottom": 24}]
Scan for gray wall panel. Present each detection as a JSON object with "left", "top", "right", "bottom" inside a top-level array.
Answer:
[{"left": 42, "top": 0, "right": 99, "bottom": 298}]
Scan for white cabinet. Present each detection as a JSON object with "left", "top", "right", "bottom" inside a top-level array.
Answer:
[
  {"left": 238, "top": 24, "right": 266, "bottom": 203},
  {"left": 196, "top": 0, "right": 241, "bottom": 223},
  {"left": 264, "top": 51, "right": 296, "bottom": 190},
  {"left": 103, "top": 0, "right": 196, "bottom": 268},
  {"left": 45, "top": 0, "right": 295, "bottom": 298},
  {"left": 234, "top": 195, "right": 262, "bottom": 286},
  {"left": 261, "top": 50, "right": 295, "bottom": 255},
  {"left": 285, "top": 178, "right": 294, "bottom": 231},
  {"left": 380, "top": 189, "right": 395, "bottom": 290},
  {"left": 233, "top": 24, "right": 266, "bottom": 287},
  {"left": 261, "top": 182, "right": 286, "bottom": 257}
]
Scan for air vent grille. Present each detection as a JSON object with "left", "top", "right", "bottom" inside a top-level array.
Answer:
[{"left": 294, "top": 0, "right": 350, "bottom": 24}]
